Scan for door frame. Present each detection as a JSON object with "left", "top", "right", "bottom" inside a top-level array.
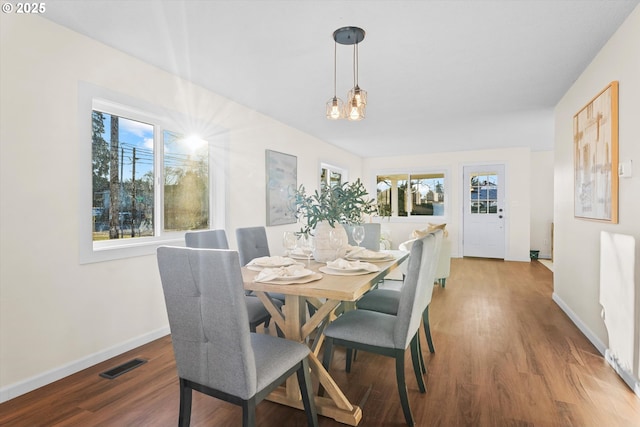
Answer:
[{"left": 459, "top": 162, "right": 509, "bottom": 259}]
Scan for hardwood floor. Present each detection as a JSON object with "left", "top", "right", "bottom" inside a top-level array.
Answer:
[{"left": 2, "top": 258, "right": 639, "bottom": 426}]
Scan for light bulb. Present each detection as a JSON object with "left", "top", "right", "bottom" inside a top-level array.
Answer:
[
  {"left": 349, "top": 105, "right": 360, "bottom": 120},
  {"left": 330, "top": 103, "right": 341, "bottom": 119}
]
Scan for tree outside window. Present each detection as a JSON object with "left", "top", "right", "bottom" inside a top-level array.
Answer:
[{"left": 91, "top": 111, "right": 210, "bottom": 242}]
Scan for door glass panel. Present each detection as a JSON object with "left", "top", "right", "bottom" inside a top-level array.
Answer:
[{"left": 470, "top": 172, "right": 498, "bottom": 214}]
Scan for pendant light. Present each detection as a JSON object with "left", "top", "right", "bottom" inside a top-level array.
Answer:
[
  {"left": 326, "top": 26, "right": 366, "bottom": 121},
  {"left": 346, "top": 39, "right": 366, "bottom": 121},
  {"left": 326, "top": 40, "right": 345, "bottom": 120}
]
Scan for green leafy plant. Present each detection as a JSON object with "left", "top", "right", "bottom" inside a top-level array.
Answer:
[{"left": 291, "top": 179, "right": 378, "bottom": 236}]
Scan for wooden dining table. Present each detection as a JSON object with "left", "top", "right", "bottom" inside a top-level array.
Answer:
[{"left": 242, "top": 250, "right": 409, "bottom": 426}]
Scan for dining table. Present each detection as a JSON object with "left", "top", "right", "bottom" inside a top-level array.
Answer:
[{"left": 241, "top": 250, "right": 409, "bottom": 426}]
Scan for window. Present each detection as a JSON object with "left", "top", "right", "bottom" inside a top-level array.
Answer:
[
  {"left": 376, "top": 171, "right": 446, "bottom": 218},
  {"left": 162, "top": 131, "right": 209, "bottom": 231},
  {"left": 92, "top": 109, "right": 210, "bottom": 243},
  {"left": 81, "top": 87, "right": 222, "bottom": 263},
  {"left": 320, "top": 163, "right": 347, "bottom": 189},
  {"left": 469, "top": 172, "right": 498, "bottom": 214},
  {"left": 91, "top": 111, "right": 155, "bottom": 241}
]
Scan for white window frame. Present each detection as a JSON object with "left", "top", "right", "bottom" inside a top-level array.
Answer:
[
  {"left": 78, "top": 83, "right": 227, "bottom": 263},
  {"left": 319, "top": 161, "right": 348, "bottom": 188},
  {"left": 372, "top": 167, "right": 450, "bottom": 223}
]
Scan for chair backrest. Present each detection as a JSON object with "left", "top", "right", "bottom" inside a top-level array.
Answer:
[
  {"left": 185, "top": 229, "right": 229, "bottom": 249},
  {"left": 393, "top": 231, "right": 442, "bottom": 349},
  {"left": 157, "top": 246, "right": 257, "bottom": 400},
  {"left": 236, "top": 226, "right": 271, "bottom": 266},
  {"left": 343, "top": 223, "right": 381, "bottom": 251}
]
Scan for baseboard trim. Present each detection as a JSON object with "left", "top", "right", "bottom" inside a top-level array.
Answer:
[
  {"left": 605, "top": 350, "right": 640, "bottom": 398},
  {"left": 551, "top": 294, "right": 640, "bottom": 399},
  {"left": 551, "top": 292, "right": 606, "bottom": 354},
  {"left": 0, "top": 326, "right": 170, "bottom": 404}
]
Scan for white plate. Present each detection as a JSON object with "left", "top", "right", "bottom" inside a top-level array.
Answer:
[
  {"left": 323, "top": 264, "right": 368, "bottom": 273},
  {"left": 346, "top": 254, "right": 394, "bottom": 262},
  {"left": 289, "top": 253, "right": 311, "bottom": 260},
  {"left": 319, "top": 266, "right": 378, "bottom": 276},
  {"left": 274, "top": 269, "right": 314, "bottom": 280},
  {"left": 249, "top": 256, "right": 296, "bottom": 268}
]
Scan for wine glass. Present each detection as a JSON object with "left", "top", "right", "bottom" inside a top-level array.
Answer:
[
  {"left": 352, "top": 225, "right": 365, "bottom": 248},
  {"left": 300, "top": 235, "right": 316, "bottom": 267},
  {"left": 329, "top": 229, "right": 343, "bottom": 261},
  {"left": 283, "top": 231, "right": 297, "bottom": 256}
]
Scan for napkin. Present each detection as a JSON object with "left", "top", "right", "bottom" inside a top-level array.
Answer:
[
  {"left": 348, "top": 249, "right": 387, "bottom": 260},
  {"left": 326, "top": 258, "right": 378, "bottom": 272},
  {"left": 255, "top": 265, "right": 307, "bottom": 282},
  {"left": 248, "top": 256, "right": 294, "bottom": 267}
]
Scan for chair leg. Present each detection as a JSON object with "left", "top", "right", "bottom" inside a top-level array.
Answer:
[
  {"left": 422, "top": 305, "right": 435, "bottom": 353},
  {"left": 395, "top": 350, "right": 415, "bottom": 427},
  {"left": 296, "top": 358, "right": 319, "bottom": 427},
  {"left": 178, "top": 378, "right": 192, "bottom": 427},
  {"left": 242, "top": 398, "right": 257, "bottom": 427},
  {"left": 345, "top": 348, "right": 353, "bottom": 373},
  {"left": 318, "top": 337, "right": 335, "bottom": 397},
  {"left": 410, "top": 334, "right": 426, "bottom": 393},
  {"left": 416, "top": 332, "right": 426, "bottom": 374}
]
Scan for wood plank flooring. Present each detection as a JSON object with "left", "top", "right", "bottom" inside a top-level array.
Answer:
[{"left": 2, "top": 258, "right": 639, "bottom": 426}]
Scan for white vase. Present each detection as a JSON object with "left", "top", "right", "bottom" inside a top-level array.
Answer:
[{"left": 312, "top": 221, "right": 348, "bottom": 262}]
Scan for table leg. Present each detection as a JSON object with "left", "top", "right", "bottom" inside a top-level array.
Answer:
[{"left": 256, "top": 293, "right": 362, "bottom": 425}]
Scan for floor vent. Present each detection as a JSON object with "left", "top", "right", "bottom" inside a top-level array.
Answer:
[{"left": 99, "top": 358, "right": 147, "bottom": 379}]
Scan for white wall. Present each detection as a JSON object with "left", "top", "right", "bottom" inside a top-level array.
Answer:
[
  {"left": 0, "top": 16, "right": 361, "bottom": 401},
  {"left": 553, "top": 4, "right": 640, "bottom": 373},
  {"left": 363, "top": 145, "right": 547, "bottom": 263},
  {"left": 530, "top": 151, "right": 554, "bottom": 259}
]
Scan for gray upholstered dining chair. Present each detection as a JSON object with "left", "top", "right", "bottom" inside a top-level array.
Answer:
[
  {"left": 356, "top": 230, "right": 443, "bottom": 359},
  {"left": 235, "top": 226, "right": 287, "bottom": 305},
  {"left": 185, "top": 228, "right": 230, "bottom": 250},
  {"left": 184, "top": 229, "right": 281, "bottom": 333},
  {"left": 157, "top": 246, "right": 318, "bottom": 427},
  {"left": 321, "top": 233, "right": 440, "bottom": 427},
  {"left": 343, "top": 223, "right": 382, "bottom": 251},
  {"left": 236, "top": 226, "right": 271, "bottom": 266}
]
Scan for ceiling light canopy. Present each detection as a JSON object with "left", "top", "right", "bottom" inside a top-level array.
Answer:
[{"left": 326, "top": 26, "right": 367, "bottom": 121}]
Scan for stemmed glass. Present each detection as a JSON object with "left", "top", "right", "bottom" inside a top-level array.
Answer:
[
  {"left": 329, "top": 229, "right": 343, "bottom": 261},
  {"left": 283, "top": 231, "right": 297, "bottom": 256},
  {"left": 300, "top": 235, "right": 316, "bottom": 267},
  {"left": 352, "top": 225, "right": 365, "bottom": 248}
]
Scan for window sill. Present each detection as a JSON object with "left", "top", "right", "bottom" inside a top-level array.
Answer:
[{"left": 81, "top": 235, "right": 185, "bottom": 264}]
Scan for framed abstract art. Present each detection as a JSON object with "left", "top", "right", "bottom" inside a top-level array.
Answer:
[
  {"left": 574, "top": 81, "right": 619, "bottom": 223},
  {"left": 265, "top": 149, "right": 297, "bottom": 226}
]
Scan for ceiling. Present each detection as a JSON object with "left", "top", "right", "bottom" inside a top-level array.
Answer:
[{"left": 43, "top": 0, "right": 639, "bottom": 157}]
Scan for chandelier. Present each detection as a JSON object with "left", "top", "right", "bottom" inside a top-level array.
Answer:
[{"left": 326, "top": 26, "right": 367, "bottom": 121}]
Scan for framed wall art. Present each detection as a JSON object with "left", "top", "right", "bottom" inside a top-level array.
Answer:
[
  {"left": 574, "top": 81, "right": 619, "bottom": 223},
  {"left": 265, "top": 149, "right": 297, "bottom": 226}
]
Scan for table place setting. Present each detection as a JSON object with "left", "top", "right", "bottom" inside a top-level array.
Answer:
[
  {"left": 253, "top": 265, "right": 322, "bottom": 285},
  {"left": 345, "top": 248, "right": 395, "bottom": 262},
  {"left": 319, "top": 258, "right": 381, "bottom": 276},
  {"left": 246, "top": 255, "right": 301, "bottom": 271},
  {"left": 287, "top": 248, "right": 310, "bottom": 260}
]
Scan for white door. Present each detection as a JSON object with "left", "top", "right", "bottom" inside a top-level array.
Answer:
[{"left": 462, "top": 165, "right": 506, "bottom": 259}]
